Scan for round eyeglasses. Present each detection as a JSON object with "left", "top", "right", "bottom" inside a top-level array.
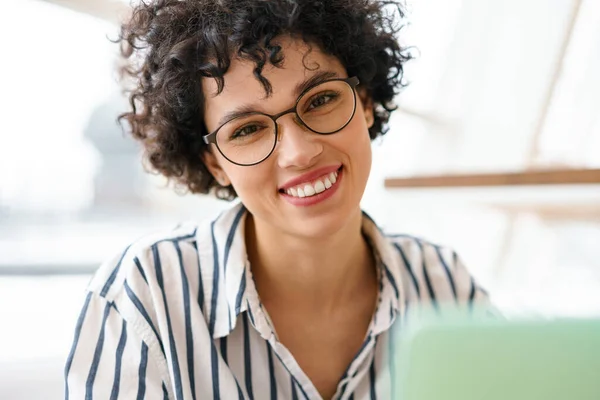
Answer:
[{"left": 203, "top": 76, "right": 360, "bottom": 166}]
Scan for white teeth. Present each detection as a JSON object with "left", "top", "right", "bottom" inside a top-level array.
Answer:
[
  {"left": 304, "top": 184, "right": 316, "bottom": 196},
  {"left": 284, "top": 169, "right": 341, "bottom": 198},
  {"left": 314, "top": 180, "right": 325, "bottom": 193}
]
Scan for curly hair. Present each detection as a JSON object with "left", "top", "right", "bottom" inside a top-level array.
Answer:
[{"left": 118, "top": 0, "right": 412, "bottom": 200}]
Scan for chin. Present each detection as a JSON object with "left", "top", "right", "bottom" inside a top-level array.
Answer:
[{"left": 285, "top": 205, "right": 360, "bottom": 240}]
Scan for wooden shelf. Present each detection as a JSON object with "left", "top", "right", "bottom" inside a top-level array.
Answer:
[
  {"left": 384, "top": 168, "right": 600, "bottom": 188},
  {"left": 487, "top": 203, "right": 600, "bottom": 221}
]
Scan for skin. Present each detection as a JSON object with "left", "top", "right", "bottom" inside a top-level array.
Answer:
[{"left": 202, "top": 37, "right": 378, "bottom": 399}]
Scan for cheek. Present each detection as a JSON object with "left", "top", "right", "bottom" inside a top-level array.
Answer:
[
  {"left": 344, "top": 114, "right": 373, "bottom": 157},
  {"left": 344, "top": 119, "right": 373, "bottom": 180},
  {"left": 226, "top": 163, "right": 273, "bottom": 196}
]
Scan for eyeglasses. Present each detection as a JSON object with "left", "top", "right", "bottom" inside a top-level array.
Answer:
[{"left": 203, "top": 76, "right": 360, "bottom": 166}]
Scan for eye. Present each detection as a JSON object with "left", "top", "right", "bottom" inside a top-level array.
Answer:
[
  {"left": 306, "top": 91, "right": 340, "bottom": 111},
  {"left": 231, "top": 123, "right": 263, "bottom": 139}
]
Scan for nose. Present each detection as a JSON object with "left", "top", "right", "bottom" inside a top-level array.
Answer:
[{"left": 275, "top": 113, "right": 323, "bottom": 169}]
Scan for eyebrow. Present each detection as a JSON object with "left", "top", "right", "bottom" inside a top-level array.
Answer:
[{"left": 214, "top": 70, "right": 341, "bottom": 128}]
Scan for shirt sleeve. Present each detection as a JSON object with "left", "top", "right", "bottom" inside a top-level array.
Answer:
[
  {"left": 450, "top": 251, "right": 490, "bottom": 305},
  {"left": 451, "top": 250, "right": 502, "bottom": 318},
  {"left": 64, "top": 291, "right": 170, "bottom": 400}
]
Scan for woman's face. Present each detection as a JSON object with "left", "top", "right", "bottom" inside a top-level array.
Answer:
[{"left": 202, "top": 38, "right": 374, "bottom": 239}]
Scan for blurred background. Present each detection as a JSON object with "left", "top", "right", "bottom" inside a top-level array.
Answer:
[{"left": 1, "top": 0, "right": 599, "bottom": 398}]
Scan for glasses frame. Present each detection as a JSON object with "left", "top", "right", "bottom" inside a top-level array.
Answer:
[{"left": 202, "top": 76, "right": 360, "bottom": 166}]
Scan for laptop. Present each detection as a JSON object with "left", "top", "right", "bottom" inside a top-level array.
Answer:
[{"left": 390, "top": 307, "right": 600, "bottom": 400}]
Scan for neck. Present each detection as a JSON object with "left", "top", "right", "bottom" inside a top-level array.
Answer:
[{"left": 245, "top": 209, "right": 377, "bottom": 313}]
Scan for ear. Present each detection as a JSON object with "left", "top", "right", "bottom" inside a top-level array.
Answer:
[
  {"left": 357, "top": 88, "right": 375, "bottom": 129},
  {"left": 202, "top": 147, "right": 231, "bottom": 186}
]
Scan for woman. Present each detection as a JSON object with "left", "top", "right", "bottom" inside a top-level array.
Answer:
[{"left": 65, "top": 1, "right": 490, "bottom": 399}]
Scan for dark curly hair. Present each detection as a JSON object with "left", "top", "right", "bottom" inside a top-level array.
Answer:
[{"left": 118, "top": 0, "right": 412, "bottom": 200}]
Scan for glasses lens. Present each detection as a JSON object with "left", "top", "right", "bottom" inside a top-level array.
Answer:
[
  {"left": 216, "top": 113, "right": 276, "bottom": 165},
  {"left": 297, "top": 80, "right": 356, "bottom": 134}
]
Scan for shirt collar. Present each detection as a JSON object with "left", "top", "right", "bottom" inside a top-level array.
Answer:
[
  {"left": 195, "top": 202, "right": 249, "bottom": 338},
  {"left": 360, "top": 210, "right": 406, "bottom": 336},
  {"left": 197, "top": 203, "right": 405, "bottom": 339}
]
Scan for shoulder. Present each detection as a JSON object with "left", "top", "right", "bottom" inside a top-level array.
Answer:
[
  {"left": 384, "top": 233, "right": 489, "bottom": 305},
  {"left": 386, "top": 233, "right": 459, "bottom": 274},
  {"left": 85, "top": 202, "right": 247, "bottom": 322},
  {"left": 86, "top": 221, "right": 203, "bottom": 303}
]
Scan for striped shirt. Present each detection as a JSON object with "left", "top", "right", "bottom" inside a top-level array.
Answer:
[{"left": 64, "top": 202, "right": 489, "bottom": 399}]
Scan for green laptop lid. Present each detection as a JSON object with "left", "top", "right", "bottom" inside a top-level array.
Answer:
[{"left": 390, "top": 308, "right": 600, "bottom": 400}]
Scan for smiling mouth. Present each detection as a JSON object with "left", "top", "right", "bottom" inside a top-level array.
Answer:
[{"left": 279, "top": 166, "right": 343, "bottom": 198}]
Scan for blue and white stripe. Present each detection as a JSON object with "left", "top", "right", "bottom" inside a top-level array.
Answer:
[{"left": 64, "top": 202, "right": 490, "bottom": 399}]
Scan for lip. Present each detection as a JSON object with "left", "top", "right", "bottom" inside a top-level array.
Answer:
[
  {"left": 279, "top": 164, "right": 343, "bottom": 191},
  {"left": 280, "top": 167, "right": 343, "bottom": 207}
]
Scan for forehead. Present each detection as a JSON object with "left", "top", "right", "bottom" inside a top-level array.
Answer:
[{"left": 202, "top": 38, "right": 346, "bottom": 129}]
